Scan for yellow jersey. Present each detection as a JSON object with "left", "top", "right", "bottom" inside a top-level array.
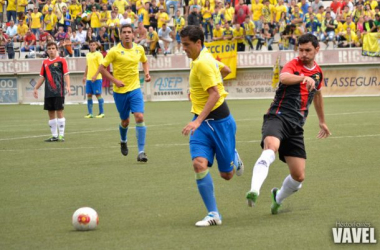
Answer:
[
  {"left": 90, "top": 12, "right": 101, "bottom": 28},
  {"left": 44, "top": 13, "right": 58, "bottom": 31},
  {"left": 213, "top": 28, "right": 224, "bottom": 39},
  {"left": 102, "top": 43, "right": 148, "bottom": 94},
  {"left": 189, "top": 48, "right": 228, "bottom": 115},
  {"left": 17, "top": 24, "right": 29, "bottom": 36},
  {"left": 100, "top": 11, "right": 111, "bottom": 26},
  {"left": 343, "top": 22, "right": 356, "bottom": 33},
  {"left": 69, "top": 4, "right": 82, "bottom": 19},
  {"left": 86, "top": 51, "right": 103, "bottom": 80},
  {"left": 107, "top": 18, "right": 120, "bottom": 28},
  {"left": 224, "top": 7, "right": 234, "bottom": 22},
  {"left": 7, "top": 0, "right": 16, "bottom": 11},
  {"left": 140, "top": 8, "right": 150, "bottom": 26},
  {"left": 251, "top": 3, "right": 264, "bottom": 21},
  {"left": 274, "top": 5, "right": 287, "bottom": 22},
  {"left": 233, "top": 28, "right": 244, "bottom": 43},
  {"left": 31, "top": 12, "right": 43, "bottom": 29},
  {"left": 113, "top": 0, "right": 129, "bottom": 14},
  {"left": 157, "top": 12, "right": 169, "bottom": 28},
  {"left": 17, "top": 0, "right": 28, "bottom": 13},
  {"left": 174, "top": 16, "right": 185, "bottom": 32},
  {"left": 244, "top": 21, "right": 255, "bottom": 36}
]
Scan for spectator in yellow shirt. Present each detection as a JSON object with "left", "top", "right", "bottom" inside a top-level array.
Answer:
[
  {"left": 89, "top": 6, "right": 101, "bottom": 35},
  {"left": 243, "top": 16, "right": 255, "bottom": 50},
  {"left": 69, "top": 0, "right": 82, "bottom": 29},
  {"left": 156, "top": 6, "right": 170, "bottom": 29},
  {"left": 100, "top": 4, "right": 111, "bottom": 28},
  {"left": 147, "top": 26, "right": 159, "bottom": 58},
  {"left": 212, "top": 23, "right": 224, "bottom": 41},
  {"left": 7, "top": 0, "right": 17, "bottom": 22},
  {"left": 338, "top": 27, "right": 358, "bottom": 47},
  {"left": 17, "top": 0, "right": 28, "bottom": 19},
  {"left": 31, "top": 7, "right": 43, "bottom": 37},
  {"left": 113, "top": 0, "right": 129, "bottom": 14},
  {"left": 224, "top": 2, "right": 234, "bottom": 25},
  {"left": 233, "top": 23, "right": 245, "bottom": 51},
  {"left": 44, "top": 7, "right": 58, "bottom": 35},
  {"left": 252, "top": 0, "right": 264, "bottom": 32}
]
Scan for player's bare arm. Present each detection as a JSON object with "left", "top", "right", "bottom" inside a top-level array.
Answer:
[
  {"left": 182, "top": 86, "right": 220, "bottom": 136},
  {"left": 313, "top": 90, "right": 331, "bottom": 139},
  {"left": 99, "top": 65, "right": 125, "bottom": 87},
  {"left": 142, "top": 61, "right": 151, "bottom": 82},
  {"left": 280, "top": 73, "right": 316, "bottom": 91},
  {"left": 33, "top": 76, "right": 45, "bottom": 99},
  {"left": 64, "top": 74, "right": 71, "bottom": 96}
]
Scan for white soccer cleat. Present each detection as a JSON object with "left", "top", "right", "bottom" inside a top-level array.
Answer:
[
  {"left": 195, "top": 212, "right": 222, "bottom": 227},
  {"left": 235, "top": 149, "right": 244, "bottom": 176}
]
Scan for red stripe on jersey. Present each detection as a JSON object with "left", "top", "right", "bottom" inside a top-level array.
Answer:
[
  {"left": 276, "top": 85, "right": 287, "bottom": 114},
  {"left": 45, "top": 66, "right": 57, "bottom": 91},
  {"left": 299, "top": 83, "right": 309, "bottom": 116}
]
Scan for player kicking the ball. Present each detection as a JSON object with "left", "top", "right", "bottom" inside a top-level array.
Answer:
[
  {"left": 180, "top": 26, "right": 244, "bottom": 227},
  {"left": 33, "top": 41, "right": 71, "bottom": 142},
  {"left": 246, "top": 34, "right": 331, "bottom": 214}
]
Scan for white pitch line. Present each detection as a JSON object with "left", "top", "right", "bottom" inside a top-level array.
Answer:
[{"left": 1, "top": 134, "right": 380, "bottom": 152}]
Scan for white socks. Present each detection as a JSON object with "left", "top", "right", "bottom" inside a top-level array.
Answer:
[
  {"left": 276, "top": 175, "right": 303, "bottom": 204},
  {"left": 49, "top": 119, "right": 58, "bottom": 137},
  {"left": 57, "top": 118, "right": 66, "bottom": 137},
  {"left": 250, "top": 149, "right": 276, "bottom": 195}
]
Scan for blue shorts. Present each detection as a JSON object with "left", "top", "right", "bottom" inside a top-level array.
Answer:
[
  {"left": 86, "top": 79, "right": 102, "bottom": 95},
  {"left": 189, "top": 114, "right": 236, "bottom": 173},
  {"left": 176, "top": 32, "right": 181, "bottom": 44},
  {"left": 113, "top": 88, "right": 144, "bottom": 120}
]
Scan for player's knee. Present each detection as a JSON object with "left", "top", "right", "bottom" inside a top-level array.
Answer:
[
  {"left": 292, "top": 173, "right": 305, "bottom": 182},
  {"left": 121, "top": 119, "right": 129, "bottom": 128},
  {"left": 192, "top": 158, "right": 207, "bottom": 172},
  {"left": 134, "top": 113, "right": 144, "bottom": 123},
  {"left": 220, "top": 172, "right": 233, "bottom": 181}
]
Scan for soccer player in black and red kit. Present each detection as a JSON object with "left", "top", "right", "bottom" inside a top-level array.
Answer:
[
  {"left": 246, "top": 34, "right": 331, "bottom": 214},
  {"left": 33, "top": 42, "right": 71, "bottom": 142}
]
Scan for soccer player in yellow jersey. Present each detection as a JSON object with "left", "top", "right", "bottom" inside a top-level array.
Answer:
[
  {"left": 99, "top": 24, "right": 151, "bottom": 162},
  {"left": 180, "top": 26, "right": 244, "bottom": 227},
  {"left": 83, "top": 41, "right": 105, "bottom": 119}
]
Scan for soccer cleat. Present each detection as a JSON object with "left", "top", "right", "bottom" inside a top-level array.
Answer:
[
  {"left": 95, "top": 113, "right": 105, "bottom": 118},
  {"left": 235, "top": 149, "right": 244, "bottom": 176},
  {"left": 45, "top": 136, "right": 58, "bottom": 142},
  {"left": 246, "top": 191, "right": 259, "bottom": 207},
  {"left": 84, "top": 114, "right": 94, "bottom": 118},
  {"left": 137, "top": 152, "right": 148, "bottom": 162},
  {"left": 120, "top": 142, "right": 128, "bottom": 156},
  {"left": 271, "top": 188, "right": 281, "bottom": 215},
  {"left": 58, "top": 135, "right": 65, "bottom": 142},
  {"left": 195, "top": 212, "right": 222, "bottom": 227}
]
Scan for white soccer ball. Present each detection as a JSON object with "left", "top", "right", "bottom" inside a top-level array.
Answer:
[{"left": 72, "top": 207, "right": 99, "bottom": 231}]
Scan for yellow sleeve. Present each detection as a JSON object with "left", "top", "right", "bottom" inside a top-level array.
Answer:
[
  {"left": 197, "top": 61, "right": 218, "bottom": 91},
  {"left": 97, "top": 52, "right": 103, "bottom": 65},
  {"left": 102, "top": 49, "right": 116, "bottom": 67},
  {"left": 139, "top": 46, "right": 147, "bottom": 63},
  {"left": 216, "top": 60, "right": 225, "bottom": 71}
]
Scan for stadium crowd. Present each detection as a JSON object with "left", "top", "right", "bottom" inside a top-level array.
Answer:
[{"left": 0, "top": 0, "right": 379, "bottom": 59}]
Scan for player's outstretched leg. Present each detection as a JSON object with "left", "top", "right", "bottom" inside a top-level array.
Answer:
[
  {"left": 246, "top": 149, "right": 275, "bottom": 207},
  {"left": 234, "top": 149, "right": 244, "bottom": 176},
  {"left": 136, "top": 122, "right": 147, "bottom": 162},
  {"left": 195, "top": 168, "right": 222, "bottom": 227},
  {"left": 95, "top": 95, "right": 105, "bottom": 118},
  {"left": 272, "top": 174, "right": 303, "bottom": 214},
  {"left": 119, "top": 124, "right": 128, "bottom": 156}
]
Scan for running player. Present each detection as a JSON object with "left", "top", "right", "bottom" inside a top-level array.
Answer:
[
  {"left": 99, "top": 24, "right": 151, "bottom": 162},
  {"left": 180, "top": 25, "right": 244, "bottom": 227}
]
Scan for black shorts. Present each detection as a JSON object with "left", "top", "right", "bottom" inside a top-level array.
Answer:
[
  {"left": 260, "top": 114, "right": 306, "bottom": 163},
  {"left": 44, "top": 97, "right": 65, "bottom": 111}
]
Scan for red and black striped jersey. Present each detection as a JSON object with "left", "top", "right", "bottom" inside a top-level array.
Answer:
[
  {"left": 267, "top": 57, "right": 323, "bottom": 127},
  {"left": 40, "top": 56, "right": 69, "bottom": 98}
]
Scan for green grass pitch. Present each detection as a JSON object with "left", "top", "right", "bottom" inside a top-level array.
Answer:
[{"left": 0, "top": 97, "right": 379, "bottom": 250}]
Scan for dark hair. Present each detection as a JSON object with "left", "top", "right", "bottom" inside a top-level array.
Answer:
[
  {"left": 298, "top": 33, "right": 319, "bottom": 48},
  {"left": 180, "top": 25, "right": 204, "bottom": 46},
  {"left": 89, "top": 40, "right": 97, "bottom": 45},
  {"left": 46, "top": 41, "right": 58, "bottom": 49},
  {"left": 120, "top": 24, "right": 133, "bottom": 33}
]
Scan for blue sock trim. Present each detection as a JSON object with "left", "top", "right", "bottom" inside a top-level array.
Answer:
[
  {"left": 87, "top": 99, "right": 93, "bottom": 114},
  {"left": 136, "top": 125, "right": 146, "bottom": 152},
  {"left": 98, "top": 97, "right": 104, "bottom": 114}
]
